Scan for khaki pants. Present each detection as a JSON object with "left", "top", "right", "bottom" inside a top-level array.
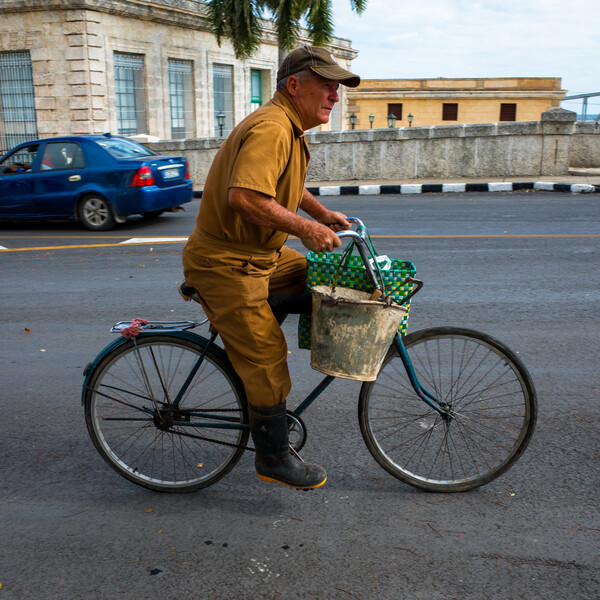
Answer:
[{"left": 182, "top": 243, "right": 306, "bottom": 407}]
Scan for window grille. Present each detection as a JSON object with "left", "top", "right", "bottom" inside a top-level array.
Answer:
[
  {"left": 114, "top": 52, "right": 147, "bottom": 136},
  {"left": 168, "top": 59, "right": 194, "bottom": 139},
  {"left": 0, "top": 51, "right": 38, "bottom": 154},
  {"left": 213, "top": 64, "right": 233, "bottom": 136}
]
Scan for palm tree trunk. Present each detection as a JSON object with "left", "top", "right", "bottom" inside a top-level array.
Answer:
[{"left": 278, "top": 46, "right": 287, "bottom": 67}]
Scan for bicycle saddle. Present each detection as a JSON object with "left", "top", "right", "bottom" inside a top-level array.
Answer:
[
  {"left": 179, "top": 282, "right": 311, "bottom": 315},
  {"left": 178, "top": 282, "right": 201, "bottom": 303}
]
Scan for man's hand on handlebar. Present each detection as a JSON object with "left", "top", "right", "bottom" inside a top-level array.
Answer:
[
  {"left": 321, "top": 210, "right": 351, "bottom": 233},
  {"left": 300, "top": 221, "right": 342, "bottom": 253}
]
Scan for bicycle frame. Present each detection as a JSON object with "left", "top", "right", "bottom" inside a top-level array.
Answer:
[{"left": 151, "top": 329, "right": 448, "bottom": 423}]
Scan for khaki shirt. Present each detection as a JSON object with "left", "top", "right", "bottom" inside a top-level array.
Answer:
[{"left": 186, "top": 91, "right": 310, "bottom": 255}]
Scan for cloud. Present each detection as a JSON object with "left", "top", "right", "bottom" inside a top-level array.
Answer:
[{"left": 331, "top": 0, "right": 600, "bottom": 95}]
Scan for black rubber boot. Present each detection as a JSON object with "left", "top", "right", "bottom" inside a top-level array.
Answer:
[{"left": 248, "top": 403, "right": 327, "bottom": 490}]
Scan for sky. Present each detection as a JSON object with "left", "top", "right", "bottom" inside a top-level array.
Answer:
[{"left": 331, "top": 0, "right": 599, "bottom": 114}]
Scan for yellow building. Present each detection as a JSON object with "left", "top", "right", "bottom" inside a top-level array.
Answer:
[{"left": 346, "top": 77, "right": 566, "bottom": 129}]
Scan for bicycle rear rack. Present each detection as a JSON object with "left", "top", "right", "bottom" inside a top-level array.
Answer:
[{"left": 110, "top": 319, "right": 207, "bottom": 333}]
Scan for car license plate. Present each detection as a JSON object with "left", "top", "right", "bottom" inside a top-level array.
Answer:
[{"left": 162, "top": 167, "right": 179, "bottom": 180}]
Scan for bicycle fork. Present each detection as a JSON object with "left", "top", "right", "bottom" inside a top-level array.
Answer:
[{"left": 393, "top": 333, "right": 453, "bottom": 421}]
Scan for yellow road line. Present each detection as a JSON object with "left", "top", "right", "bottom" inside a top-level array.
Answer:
[
  {"left": 377, "top": 234, "right": 600, "bottom": 238},
  {"left": 1, "top": 234, "right": 599, "bottom": 253},
  {"left": 0, "top": 240, "right": 186, "bottom": 252},
  {"left": 0, "top": 235, "right": 136, "bottom": 239}
]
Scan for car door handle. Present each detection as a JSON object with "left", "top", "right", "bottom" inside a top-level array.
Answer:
[{"left": 69, "top": 175, "right": 81, "bottom": 181}]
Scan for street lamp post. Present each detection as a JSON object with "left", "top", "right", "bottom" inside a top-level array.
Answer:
[
  {"left": 408, "top": 113, "right": 414, "bottom": 127},
  {"left": 349, "top": 113, "right": 357, "bottom": 130},
  {"left": 369, "top": 114, "right": 375, "bottom": 128},
  {"left": 216, "top": 111, "right": 225, "bottom": 137},
  {"left": 387, "top": 113, "right": 397, "bottom": 128}
]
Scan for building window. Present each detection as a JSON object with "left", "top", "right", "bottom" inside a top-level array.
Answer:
[
  {"left": 388, "top": 103, "right": 403, "bottom": 120},
  {"left": 114, "top": 52, "right": 146, "bottom": 136},
  {"left": 500, "top": 103, "right": 517, "bottom": 122},
  {"left": 168, "top": 59, "right": 194, "bottom": 140},
  {"left": 250, "top": 69, "right": 262, "bottom": 112},
  {"left": 442, "top": 103, "right": 458, "bottom": 121},
  {"left": 0, "top": 51, "right": 38, "bottom": 154},
  {"left": 213, "top": 64, "right": 233, "bottom": 136}
]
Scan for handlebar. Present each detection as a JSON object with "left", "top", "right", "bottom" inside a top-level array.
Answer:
[
  {"left": 334, "top": 218, "right": 380, "bottom": 290},
  {"left": 337, "top": 216, "right": 366, "bottom": 242},
  {"left": 333, "top": 217, "right": 423, "bottom": 305}
]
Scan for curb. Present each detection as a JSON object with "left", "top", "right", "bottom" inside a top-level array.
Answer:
[
  {"left": 305, "top": 182, "right": 600, "bottom": 196},
  {"left": 194, "top": 182, "right": 600, "bottom": 199}
]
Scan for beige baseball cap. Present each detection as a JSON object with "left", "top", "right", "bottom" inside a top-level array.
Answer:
[{"left": 277, "top": 45, "right": 360, "bottom": 87}]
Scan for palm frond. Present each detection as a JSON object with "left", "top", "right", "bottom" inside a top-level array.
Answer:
[
  {"left": 350, "top": 0, "right": 367, "bottom": 13},
  {"left": 206, "top": 0, "right": 369, "bottom": 58},
  {"left": 206, "top": 0, "right": 263, "bottom": 59},
  {"left": 305, "top": 0, "right": 334, "bottom": 47},
  {"left": 274, "top": 0, "right": 303, "bottom": 52}
]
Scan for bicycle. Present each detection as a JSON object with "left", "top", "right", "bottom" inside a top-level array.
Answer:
[{"left": 82, "top": 218, "right": 537, "bottom": 494}]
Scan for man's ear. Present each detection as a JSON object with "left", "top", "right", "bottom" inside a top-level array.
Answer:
[{"left": 286, "top": 75, "right": 299, "bottom": 96}]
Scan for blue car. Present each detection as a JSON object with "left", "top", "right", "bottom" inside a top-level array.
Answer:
[{"left": 0, "top": 134, "right": 193, "bottom": 230}]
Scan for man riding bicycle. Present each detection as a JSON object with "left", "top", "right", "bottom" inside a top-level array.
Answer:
[{"left": 182, "top": 46, "right": 360, "bottom": 490}]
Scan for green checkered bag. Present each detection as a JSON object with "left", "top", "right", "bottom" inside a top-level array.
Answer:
[{"left": 298, "top": 241, "right": 417, "bottom": 350}]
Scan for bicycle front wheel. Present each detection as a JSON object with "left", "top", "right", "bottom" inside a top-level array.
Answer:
[
  {"left": 359, "top": 327, "right": 537, "bottom": 492},
  {"left": 83, "top": 334, "right": 248, "bottom": 492}
]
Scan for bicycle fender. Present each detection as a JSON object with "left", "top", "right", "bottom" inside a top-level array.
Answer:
[
  {"left": 81, "top": 331, "right": 220, "bottom": 405},
  {"left": 81, "top": 336, "right": 128, "bottom": 405}
]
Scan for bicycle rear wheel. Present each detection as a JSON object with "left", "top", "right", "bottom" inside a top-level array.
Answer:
[
  {"left": 83, "top": 334, "right": 248, "bottom": 492},
  {"left": 359, "top": 327, "right": 537, "bottom": 492}
]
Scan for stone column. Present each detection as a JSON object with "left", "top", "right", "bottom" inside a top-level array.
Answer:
[
  {"left": 540, "top": 107, "right": 576, "bottom": 176},
  {"left": 64, "top": 10, "right": 109, "bottom": 135}
]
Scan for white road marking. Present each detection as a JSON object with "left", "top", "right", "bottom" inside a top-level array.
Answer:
[{"left": 119, "top": 237, "right": 189, "bottom": 244}]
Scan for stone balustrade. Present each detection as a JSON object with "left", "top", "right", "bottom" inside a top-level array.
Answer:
[{"left": 145, "top": 108, "right": 600, "bottom": 186}]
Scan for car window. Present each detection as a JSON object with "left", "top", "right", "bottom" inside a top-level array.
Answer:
[
  {"left": 93, "top": 137, "right": 158, "bottom": 159},
  {"left": 40, "top": 142, "right": 84, "bottom": 171},
  {"left": 0, "top": 144, "right": 39, "bottom": 174}
]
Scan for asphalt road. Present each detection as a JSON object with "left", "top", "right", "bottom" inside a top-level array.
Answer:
[{"left": 1, "top": 191, "right": 599, "bottom": 599}]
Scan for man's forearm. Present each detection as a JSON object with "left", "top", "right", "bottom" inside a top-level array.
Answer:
[
  {"left": 299, "top": 188, "right": 329, "bottom": 222},
  {"left": 229, "top": 186, "right": 342, "bottom": 253},
  {"left": 228, "top": 187, "right": 319, "bottom": 238}
]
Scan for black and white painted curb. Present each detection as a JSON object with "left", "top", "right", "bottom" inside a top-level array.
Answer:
[
  {"left": 305, "top": 181, "right": 600, "bottom": 196},
  {"left": 194, "top": 181, "right": 599, "bottom": 198}
]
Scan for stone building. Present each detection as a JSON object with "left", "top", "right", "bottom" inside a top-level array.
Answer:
[
  {"left": 346, "top": 77, "right": 567, "bottom": 130},
  {"left": 0, "top": 0, "right": 357, "bottom": 153}
]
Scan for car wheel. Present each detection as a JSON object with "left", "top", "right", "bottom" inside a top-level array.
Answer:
[
  {"left": 78, "top": 195, "right": 116, "bottom": 231},
  {"left": 142, "top": 210, "right": 164, "bottom": 219}
]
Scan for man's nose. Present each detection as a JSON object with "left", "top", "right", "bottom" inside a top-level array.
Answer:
[{"left": 329, "top": 89, "right": 339, "bottom": 102}]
